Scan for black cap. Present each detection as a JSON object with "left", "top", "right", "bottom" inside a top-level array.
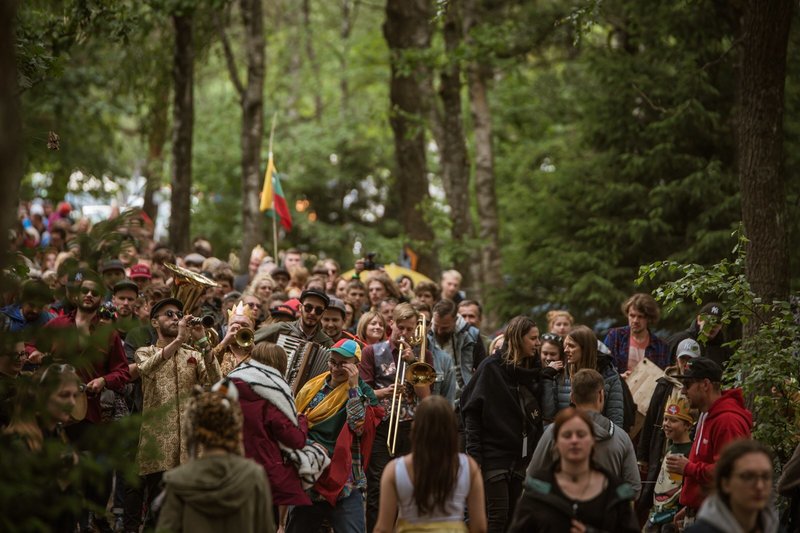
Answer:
[
  {"left": 150, "top": 298, "right": 184, "bottom": 320},
  {"left": 300, "top": 288, "right": 330, "bottom": 307},
  {"left": 112, "top": 279, "right": 139, "bottom": 294},
  {"left": 270, "top": 266, "right": 290, "bottom": 279},
  {"left": 677, "top": 357, "right": 723, "bottom": 382},
  {"left": 100, "top": 259, "right": 126, "bottom": 274},
  {"left": 699, "top": 302, "right": 724, "bottom": 319}
]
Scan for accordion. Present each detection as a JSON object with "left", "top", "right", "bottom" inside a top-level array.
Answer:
[{"left": 276, "top": 334, "right": 330, "bottom": 395}]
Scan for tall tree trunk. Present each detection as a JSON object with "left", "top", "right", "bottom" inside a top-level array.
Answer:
[
  {"left": 143, "top": 81, "right": 170, "bottom": 224},
  {"left": 339, "top": 0, "right": 352, "bottom": 112},
  {"left": 169, "top": 13, "right": 194, "bottom": 254},
  {"left": 463, "top": 0, "right": 502, "bottom": 328},
  {"left": 238, "top": 0, "right": 266, "bottom": 269},
  {"left": 384, "top": 0, "right": 439, "bottom": 277},
  {"left": 302, "top": 0, "right": 323, "bottom": 121},
  {"left": 737, "top": 0, "right": 792, "bottom": 336},
  {"left": 0, "top": 0, "right": 22, "bottom": 268},
  {"left": 431, "top": 0, "right": 474, "bottom": 291}
]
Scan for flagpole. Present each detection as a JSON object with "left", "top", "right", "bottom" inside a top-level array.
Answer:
[{"left": 268, "top": 112, "right": 278, "bottom": 262}]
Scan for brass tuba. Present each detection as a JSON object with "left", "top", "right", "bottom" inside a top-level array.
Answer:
[{"left": 163, "top": 262, "right": 219, "bottom": 316}]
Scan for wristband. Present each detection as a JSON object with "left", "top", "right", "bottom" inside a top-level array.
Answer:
[{"left": 348, "top": 387, "right": 359, "bottom": 399}]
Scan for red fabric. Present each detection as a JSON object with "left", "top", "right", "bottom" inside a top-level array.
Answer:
[
  {"left": 314, "top": 403, "right": 384, "bottom": 507},
  {"left": 679, "top": 388, "right": 753, "bottom": 510},
  {"left": 232, "top": 378, "right": 311, "bottom": 506},
  {"left": 44, "top": 313, "right": 130, "bottom": 423},
  {"left": 273, "top": 193, "right": 293, "bottom": 231}
]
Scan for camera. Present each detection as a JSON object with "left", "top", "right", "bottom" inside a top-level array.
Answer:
[{"left": 364, "top": 252, "right": 377, "bottom": 271}]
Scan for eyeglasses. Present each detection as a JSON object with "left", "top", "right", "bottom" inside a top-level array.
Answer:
[
  {"left": 9, "top": 351, "right": 28, "bottom": 361},
  {"left": 733, "top": 471, "right": 772, "bottom": 485},
  {"left": 541, "top": 333, "right": 562, "bottom": 343},
  {"left": 245, "top": 302, "right": 262, "bottom": 309},
  {"left": 80, "top": 287, "right": 101, "bottom": 297},
  {"left": 328, "top": 358, "right": 349, "bottom": 369},
  {"left": 303, "top": 304, "right": 326, "bottom": 315},
  {"left": 158, "top": 310, "right": 184, "bottom": 319}
]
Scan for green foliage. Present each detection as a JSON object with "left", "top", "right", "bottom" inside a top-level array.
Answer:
[{"left": 638, "top": 229, "right": 800, "bottom": 461}]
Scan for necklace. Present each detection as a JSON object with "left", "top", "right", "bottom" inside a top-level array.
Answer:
[{"left": 558, "top": 470, "right": 593, "bottom": 514}]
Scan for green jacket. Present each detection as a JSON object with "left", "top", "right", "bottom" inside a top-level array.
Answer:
[{"left": 156, "top": 454, "right": 275, "bottom": 533}]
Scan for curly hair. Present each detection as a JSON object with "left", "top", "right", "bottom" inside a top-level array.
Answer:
[{"left": 184, "top": 383, "right": 244, "bottom": 457}]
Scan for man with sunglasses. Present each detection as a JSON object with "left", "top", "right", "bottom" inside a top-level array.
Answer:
[
  {"left": 126, "top": 297, "right": 222, "bottom": 532},
  {"left": 254, "top": 288, "right": 334, "bottom": 348},
  {"left": 43, "top": 273, "right": 130, "bottom": 429},
  {"left": 667, "top": 357, "right": 752, "bottom": 527}
]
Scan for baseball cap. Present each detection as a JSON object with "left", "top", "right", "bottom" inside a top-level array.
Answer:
[
  {"left": 129, "top": 264, "right": 152, "bottom": 280},
  {"left": 269, "top": 304, "right": 296, "bottom": 320},
  {"left": 678, "top": 357, "right": 723, "bottom": 382},
  {"left": 699, "top": 302, "right": 723, "bottom": 320},
  {"left": 676, "top": 338, "right": 701, "bottom": 359},
  {"left": 330, "top": 338, "right": 361, "bottom": 361},
  {"left": 326, "top": 297, "right": 347, "bottom": 318},
  {"left": 112, "top": 279, "right": 140, "bottom": 294},
  {"left": 100, "top": 259, "right": 125, "bottom": 274}
]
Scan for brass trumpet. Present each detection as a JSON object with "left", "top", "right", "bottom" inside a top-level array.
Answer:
[
  {"left": 386, "top": 315, "right": 437, "bottom": 456},
  {"left": 235, "top": 327, "right": 255, "bottom": 348}
]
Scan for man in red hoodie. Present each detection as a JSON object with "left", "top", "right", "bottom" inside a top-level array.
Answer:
[{"left": 666, "top": 357, "right": 752, "bottom": 527}]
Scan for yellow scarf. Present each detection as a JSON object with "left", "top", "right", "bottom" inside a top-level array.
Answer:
[{"left": 295, "top": 372, "right": 350, "bottom": 428}]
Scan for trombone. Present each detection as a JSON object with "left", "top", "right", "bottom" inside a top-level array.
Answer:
[{"left": 386, "top": 315, "right": 437, "bottom": 456}]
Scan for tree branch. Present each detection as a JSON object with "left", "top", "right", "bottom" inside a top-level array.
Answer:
[{"left": 217, "top": 20, "right": 245, "bottom": 99}]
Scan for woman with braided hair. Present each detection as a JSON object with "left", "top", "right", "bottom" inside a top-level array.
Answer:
[{"left": 156, "top": 380, "right": 275, "bottom": 533}]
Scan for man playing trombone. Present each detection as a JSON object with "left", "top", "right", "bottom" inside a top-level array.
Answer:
[{"left": 359, "top": 303, "right": 435, "bottom": 532}]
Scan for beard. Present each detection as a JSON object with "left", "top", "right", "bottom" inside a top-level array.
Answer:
[{"left": 78, "top": 300, "right": 100, "bottom": 313}]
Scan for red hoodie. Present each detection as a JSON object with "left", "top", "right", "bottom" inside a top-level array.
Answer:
[{"left": 679, "top": 388, "right": 753, "bottom": 510}]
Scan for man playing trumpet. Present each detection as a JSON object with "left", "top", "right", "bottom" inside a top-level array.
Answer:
[{"left": 213, "top": 301, "right": 256, "bottom": 376}]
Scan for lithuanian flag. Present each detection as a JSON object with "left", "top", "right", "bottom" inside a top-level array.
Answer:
[{"left": 259, "top": 152, "right": 293, "bottom": 231}]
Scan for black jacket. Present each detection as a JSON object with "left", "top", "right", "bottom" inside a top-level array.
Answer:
[
  {"left": 508, "top": 465, "right": 639, "bottom": 533},
  {"left": 667, "top": 321, "right": 732, "bottom": 368},
  {"left": 461, "top": 354, "right": 551, "bottom": 471}
]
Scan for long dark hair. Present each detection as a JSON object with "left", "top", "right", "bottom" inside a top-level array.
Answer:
[
  {"left": 566, "top": 325, "right": 598, "bottom": 374},
  {"left": 411, "top": 395, "right": 460, "bottom": 515}
]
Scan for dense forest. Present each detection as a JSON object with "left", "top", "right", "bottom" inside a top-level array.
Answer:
[{"left": 4, "top": 0, "right": 799, "bottom": 329}]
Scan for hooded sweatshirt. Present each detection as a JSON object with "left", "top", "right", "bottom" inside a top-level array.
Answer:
[
  {"left": 685, "top": 493, "right": 778, "bottom": 533},
  {"left": 680, "top": 388, "right": 753, "bottom": 510},
  {"left": 156, "top": 454, "right": 275, "bottom": 533},
  {"left": 526, "top": 409, "right": 641, "bottom": 496}
]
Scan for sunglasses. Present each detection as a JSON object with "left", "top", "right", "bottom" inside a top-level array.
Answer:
[
  {"left": 158, "top": 310, "right": 184, "bottom": 319},
  {"left": 303, "top": 303, "right": 326, "bottom": 316},
  {"left": 80, "top": 287, "right": 101, "bottom": 297},
  {"left": 245, "top": 302, "right": 262, "bottom": 309},
  {"left": 541, "top": 333, "right": 562, "bottom": 343}
]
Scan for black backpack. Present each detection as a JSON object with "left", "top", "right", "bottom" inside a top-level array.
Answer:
[{"left": 620, "top": 378, "right": 637, "bottom": 433}]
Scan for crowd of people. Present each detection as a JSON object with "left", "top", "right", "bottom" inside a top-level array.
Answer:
[{"left": 1, "top": 200, "right": 798, "bottom": 533}]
